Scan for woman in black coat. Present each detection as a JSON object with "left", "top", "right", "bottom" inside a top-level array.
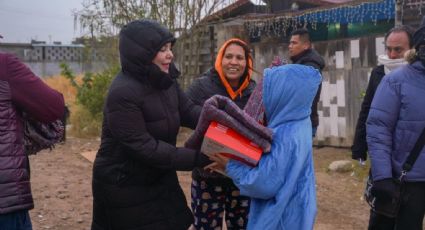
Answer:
[{"left": 91, "top": 19, "right": 210, "bottom": 230}]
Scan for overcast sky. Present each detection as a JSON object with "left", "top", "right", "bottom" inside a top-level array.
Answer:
[{"left": 0, "top": 0, "right": 84, "bottom": 44}]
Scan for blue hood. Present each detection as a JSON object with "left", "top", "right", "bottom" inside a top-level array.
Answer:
[{"left": 263, "top": 64, "right": 321, "bottom": 128}]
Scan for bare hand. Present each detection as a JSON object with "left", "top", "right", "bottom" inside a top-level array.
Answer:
[
  {"left": 204, "top": 153, "right": 230, "bottom": 175},
  {"left": 204, "top": 162, "right": 226, "bottom": 175},
  {"left": 209, "top": 153, "right": 230, "bottom": 165}
]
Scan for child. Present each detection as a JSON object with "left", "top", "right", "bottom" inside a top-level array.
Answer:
[{"left": 208, "top": 64, "right": 321, "bottom": 229}]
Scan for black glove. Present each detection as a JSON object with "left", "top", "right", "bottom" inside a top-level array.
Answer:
[
  {"left": 352, "top": 156, "right": 366, "bottom": 163},
  {"left": 194, "top": 152, "right": 212, "bottom": 168},
  {"left": 351, "top": 145, "right": 367, "bottom": 161},
  {"left": 351, "top": 152, "right": 367, "bottom": 161},
  {"left": 371, "top": 178, "right": 399, "bottom": 202}
]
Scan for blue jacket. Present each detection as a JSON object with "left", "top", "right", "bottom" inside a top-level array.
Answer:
[
  {"left": 367, "top": 61, "right": 425, "bottom": 181},
  {"left": 226, "top": 64, "right": 321, "bottom": 229}
]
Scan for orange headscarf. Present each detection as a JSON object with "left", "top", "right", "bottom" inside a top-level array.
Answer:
[{"left": 214, "top": 38, "right": 253, "bottom": 100}]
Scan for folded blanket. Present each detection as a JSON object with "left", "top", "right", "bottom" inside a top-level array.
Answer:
[
  {"left": 243, "top": 78, "right": 265, "bottom": 124},
  {"left": 185, "top": 94, "right": 272, "bottom": 153}
]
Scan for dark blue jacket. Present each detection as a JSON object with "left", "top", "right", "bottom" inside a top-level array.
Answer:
[{"left": 367, "top": 61, "right": 425, "bottom": 181}]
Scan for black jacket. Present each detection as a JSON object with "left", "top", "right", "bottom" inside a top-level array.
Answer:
[
  {"left": 291, "top": 49, "right": 325, "bottom": 128},
  {"left": 186, "top": 68, "right": 256, "bottom": 109},
  {"left": 351, "top": 65, "right": 386, "bottom": 160},
  {"left": 92, "top": 20, "right": 205, "bottom": 230},
  {"left": 186, "top": 68, "right": 256, "bottom": 182}
]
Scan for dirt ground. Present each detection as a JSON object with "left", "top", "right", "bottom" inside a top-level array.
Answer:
[{"left": 29, "top": 131, "right": 370, "bottom": 230}]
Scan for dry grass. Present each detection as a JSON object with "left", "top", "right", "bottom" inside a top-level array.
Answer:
[
  {"left": 43, "top": 75, "right": 81, "bottom": 105},
  {"left": 43, "top": 75, "right": 101, "bottom": 137}
]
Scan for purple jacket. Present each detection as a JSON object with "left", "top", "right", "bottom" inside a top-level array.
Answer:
[{"left": 0, "top": 53, "right": 64, "bottom": 214}]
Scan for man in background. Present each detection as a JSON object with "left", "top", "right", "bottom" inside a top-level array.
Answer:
[
  {"left": 352, "top": 25, "right": 413, "bottom": 162},
  {"left": 288, "top": 28, "right": 325, "bottom": 137},
  {"left": 351, "top": 25, "right": 413, "bottom": 230},
  {"left": 366, "top": 22, "right": 424, "bottom": 229}
]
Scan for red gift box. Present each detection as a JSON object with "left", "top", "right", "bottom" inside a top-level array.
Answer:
[{"left": 201, "top": 121, "right": 263, "bottom": 166}]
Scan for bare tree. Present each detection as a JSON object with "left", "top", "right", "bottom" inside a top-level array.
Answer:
[
  {"left": 74, "top": 0, "right": 230, "bottom": 37},
  {"left": 74, "top": 0, "right": 235, "bottom": 87}
]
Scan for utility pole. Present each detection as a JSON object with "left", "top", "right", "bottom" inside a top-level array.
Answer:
[{"left": 395, "top": 0, "right": 403, "bottom": 26}]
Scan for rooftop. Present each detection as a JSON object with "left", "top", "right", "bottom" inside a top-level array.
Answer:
[{"left": 0, "top": 42, "right": 84, "bottom": 48}]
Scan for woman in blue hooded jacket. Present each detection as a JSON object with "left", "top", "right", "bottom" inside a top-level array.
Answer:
[{"left": 209, "top": 64, "right": 321, "bottom": 229}]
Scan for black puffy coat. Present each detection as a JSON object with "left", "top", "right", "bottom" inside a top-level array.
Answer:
[
  {"left": 91, "top": 20, "right": 205, "bottom": 230},
  {"left": 351, "top": 65, "right": 385, "bottom": 160},
  {"left": 290, "top": 49, "right": 325, "bottom": 128},
  {"left": 186, "top": 68, "right": 256, "bottom": 109}
]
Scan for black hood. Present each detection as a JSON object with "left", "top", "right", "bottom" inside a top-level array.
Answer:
[
  {"left": 119, "top": 19, "right": 177, "bottom": 88},
  {"left": 414, "top": 16, "right": 425, "bottom": 49}
]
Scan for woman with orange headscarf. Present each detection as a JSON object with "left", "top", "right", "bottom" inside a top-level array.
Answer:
[{"left": 186, "top": 38, "right": 256, "bottom": 229}]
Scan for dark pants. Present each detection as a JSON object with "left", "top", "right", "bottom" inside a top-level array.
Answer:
[
  {"left": 92, "top": 179, "right": 192, "bottom": 230},
  {"left": 368, "top": 182, "right": 425, "bottom": 230},
  {"left": 0, "top": 210, "right": 32, "bottom": 230},
  {"left": 191, "top": 178, "right": 250, "bottom": 230}
]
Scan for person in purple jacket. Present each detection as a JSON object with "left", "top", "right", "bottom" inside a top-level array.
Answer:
[{"left": 0, "top": 52, "right": 65, "bottom": 230}]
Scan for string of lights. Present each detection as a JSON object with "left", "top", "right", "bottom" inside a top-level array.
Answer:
[{"left": 243, "top": 0, "right": 408, "bottom": 38}]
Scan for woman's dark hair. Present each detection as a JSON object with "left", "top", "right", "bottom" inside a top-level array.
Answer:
[{"left": 226, "top": 40, "right": 251, "bottom": 61}]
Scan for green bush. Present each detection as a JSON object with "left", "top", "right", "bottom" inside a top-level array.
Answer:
[{"left": 60, "top": 63, "right": 119, "bottom": 136}]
